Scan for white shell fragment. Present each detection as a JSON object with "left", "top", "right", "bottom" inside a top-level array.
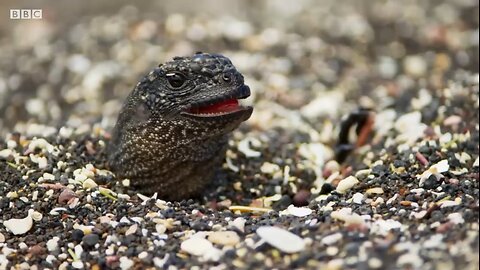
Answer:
[
  {"left": 256, "top": 226, "right": 306, "bottom": 253},
  {"left": 331, "top": 208, "right": 364, "bottom": 225},
  {"left": 321, "top": 232, "right": 343, "bottom": 245},
  {"left": 237, "top": 137, "right": 262, "bottom": 158},
  {"left": 181, "top": 236, "right": 214, "bottom": 256},
  {"left": 336, "top": 176, "right": 359, "bottom": 194},
  {"left": 280, "top": 205, "right": 313, "bottom": 217},
  {"left": 82, "top": 178, "right": 98, "bottom": 189},
  {"left": 352, "top": 193, "right": 364, "bottom": 204},
  {"left": 371, "top": 219, "right": 403, "bottom": 236},
  {"left": 228, "top": 217, "right": 246, "bottom": 233},
  {"left": 418, "top": 159, "right": 450, "bottom": 186},
  {"left": 3, "top": 210, "right": 34, "bottom": 235}
]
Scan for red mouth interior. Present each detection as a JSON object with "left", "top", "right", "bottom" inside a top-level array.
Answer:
[{"left": 188, "top": 99, "right": 240, "bottom": 114}]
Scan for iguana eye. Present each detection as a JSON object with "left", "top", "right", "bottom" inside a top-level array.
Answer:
[{"left": 166, "top": 72, "right": 186, "bottom": 88}]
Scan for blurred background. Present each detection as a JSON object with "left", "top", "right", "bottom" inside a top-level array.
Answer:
[{"left": 0, "top": 0, "right": 478, "bottom": 137}]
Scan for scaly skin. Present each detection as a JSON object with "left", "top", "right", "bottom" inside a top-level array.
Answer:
[{"left": 108, "top": 53, "right": 253, "bottom": 200}]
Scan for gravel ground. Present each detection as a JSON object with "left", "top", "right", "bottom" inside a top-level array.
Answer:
[{"left": 0, "top": 0, "right": 478, "bottom": 269}]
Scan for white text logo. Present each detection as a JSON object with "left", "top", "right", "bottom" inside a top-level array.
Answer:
[{"left": 10, "top": 9, "right": 43, "bottom": 20}]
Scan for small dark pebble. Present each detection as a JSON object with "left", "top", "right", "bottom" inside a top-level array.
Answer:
[
  {"left": 423, "top": 174, "right": 441, "bottom": 189},
  {"left": 71, "top": 229, "right": 84, "bottom": 242},
  {"left": 191, "top": 220, "right": 210, "bottom": 231},
  {"left": 82, "top": 233, "right": 100, "bottom": 248},
  {"left": 293, "top": 189, "right": 311, "bottom": 206},
  {"left": 319, "top": 183, "right": 335, "bottom": 195}
]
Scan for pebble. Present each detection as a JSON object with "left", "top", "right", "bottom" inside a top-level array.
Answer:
[
  {"left": 336, "top": 176, "right": 359, "bottom": 194},
  {"left": 181, "top": 236, "right": 214, "bottom": 256},
  {"left": 331, "top": 208, "right": 364, "bottom": 225},
  {"left": 71, "top": 229, "right": 84, "bottom": 242},
  {"left": 82, "top": 234, "right": 100, "bottom": 247},
  {"left": 371, "top": 219, "right": 402, "bottom": 236},
  {"left": 403, "top": 55, "right": 427, "bottom": 77},
  {"left": 156, "top": 224, "right": 167, "bottom": 234},
  {"left": 352, "top": 193, "right": 364, "bottom": 204},
  {"left": 368, "top": 257, "right": 383, "bottom": 269},
  {"left": 321, "top": 233, "right": 343, "bottom": 245},
  {"left": 447, "top": 213, "right": 464, "bottom": 224},
  {"left": 365, "top": 187, "right": 384, "bottom": 195},
  {"left": 46, "top": 237, "right": 59, "bottom": 251},
  {"left": 256, "top": 226, "right": 306, "bottom": 253},
  {"left": 82, "top": 178, "right": 98, "bottom": 189},
  {"left": 119, "top": 257, "right": 134, "bottom": 270},
  {"left": 280, "top": 204, "right": 313, "bottom": 217},
  {"left": 58, "top": 188, "right": 77, "bottom": 204},
  {"left": 125, "top": 224, "right": 138, "bottom": 236},
  {"left": 229, "top": 217, "right": 246, "bottom": 233},
  {"left": 208, "top": 231, "right": 240, "bottom": 246},
  {"left": 72, "top": 261, "right": 84, "bottom": 269},
  {"left": 397, "top": 252, "right": 423, "bottom": 268}
]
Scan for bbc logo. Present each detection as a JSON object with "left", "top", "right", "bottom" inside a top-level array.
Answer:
[{"left": 10, "top": 9, "right": 43, "bottom": 19}]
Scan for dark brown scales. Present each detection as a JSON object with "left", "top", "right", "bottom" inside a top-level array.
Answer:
[{"left": 108, "top": 53, "right": 252, "bottom": 200}]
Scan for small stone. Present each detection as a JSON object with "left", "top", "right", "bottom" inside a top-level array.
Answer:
[
  {"left": 82, "top": 233, "right": 100, "bottom": 248},
  {"left": 336, "top": 176, "right": 359, "bottom": 194},
  {"left": 138, "top": 251, "right": 149, "bottom": 260},
  {"left": 46, "top": 237, "right": 60, "bottom": 251},
  {"left": 280, "top": 204, "right": 313, "bottom": 217},
  {"left": 46, "top": 255, "right": 56, "bottom": 264},
  {"left": 293, "top": 189, "right": 311, "bottom": 206},
  {"left": 260, "top": 162, "right": 281, "bottom": 174},
  {"left": 368, "top": 257, "right": 383, "bottom": 269},
  {"left": 448, "top": 213, "right": 465, "bottom": 224},
  {"left": 71, "top": 229, "right": 84, "bottom": 242},
  {"left": 443, "top": 115, "right": 462, "bottom": 127},
  {"left": 331, "top": 208, "right": 364, "bottom": 225},
  {"left": 156, "top": 224, "right": 167, "bottom": 234},
  {"left": 29, "top": 245, "right": 46, "bottom": 256},
  {"left": 321, "top": 232, "right": 343, "bottom": 245},
  {"left": 0, "top": 233, "right": 5, "bottom": 243},
  {"left": 404, "top": 55, "right": 427, "bottom": 77},
  {"left": 397, "top": 252, "right": 423, "bottom": 268},
  {"left": 352, "top": 193, "right": 364, "bottom": 204},
  {"left": 365, "top": 187, "right": 384, "bottom": 195},
  {"left": 0, "top": 149, "right": 13, "bottom": 158},
  {"left": 125, "top": 224, "right": 138, "bottom": 236},
  {"left": 119, "top": 256, "right": 134, "bottom": 270},
  {"left": 181, "top": 236, "right": 213, "bottom": 256},
  {"left": 371, "top": 219, "right": 402, "bottom": 236},
  {"left": 58, "top": 188, "right": 77, "bottom": 204},
  {"left": 72, "top": 261, "right": 84, "bottom": 269},
  {"left": 208, "top": 231, "right": 240, "bottom": 246},
  {"left": 43, "top": 173, "right": 55, "bottom": 181},
  {"left": 19, "top": 242, "right": 28, "bottom": 250},
  {"left": 229, "top": 217, "right": 246, "bottom": 233},
  {"left": 256, "top": 226, "right": 305, "bottom": 253},
  {"left": 326, "top": 246, "right": 339, "bottom": 256},
  {"left": 82, "top": 178, "right": 98, "bottom": 189}
]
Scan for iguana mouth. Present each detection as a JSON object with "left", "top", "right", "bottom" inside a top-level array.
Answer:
[{"left": 182, "top": 85, "right": 252, "bottom": 117}]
